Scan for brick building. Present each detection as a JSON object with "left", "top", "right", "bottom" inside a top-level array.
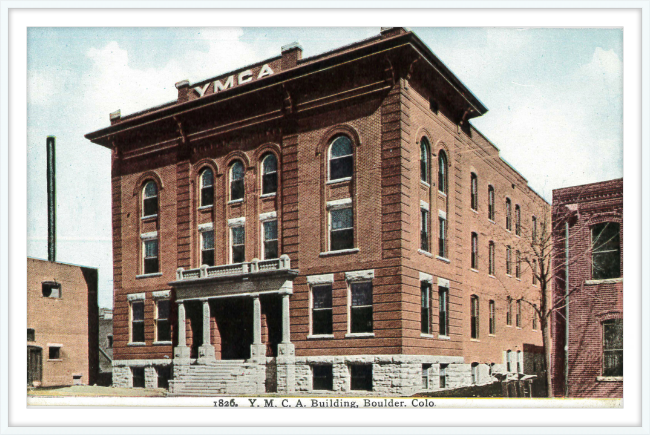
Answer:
[
  {"left": 27, "top": 257, "right": 99, "bottom": 387},
  {"left": 85, "top": 27, "right": 548, "bottom": 395},
  {"left": 551, "top": 178, "right": 623, "bottom": 398}
]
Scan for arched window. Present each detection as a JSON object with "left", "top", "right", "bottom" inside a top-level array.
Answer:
[
  {"left": 488, "top": 186, "right": 495, "bottom": 221},
  {"left": 505, "top": 198, "right": 512, "bottom": 231},
  {"left": 230, "top": 161, "right": 245, "bottom": 201},
  {"left": 470, "top": 173, "right": 478, "bottom": 210},
  {"left": 199, "top": 168, "right": 214, "bottom": 207},
  {"left": 438, "top": 151, "right": 447, "bottom": 194},
  {"left": 142, "top": 181, "right": 158, "bottom": 217},
  {"left": 261, "top": 153, "right": 278, "bottom": 195},
  {"left": 488, "top": 241, "right": 495, "bottom": 275},
  {"left": 471, "top": 232, "right": 479, "bottom": 270},
  {"left": 420, "top": 137, "right": 430, "bottom": 183},
  {"left": 328, "top": 135, "right": 353, "bottom": 181}
]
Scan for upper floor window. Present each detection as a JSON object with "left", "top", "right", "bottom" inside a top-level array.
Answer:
[
  {"left": 438, "top": 215, "right": 447, "bottom": 258},
  {"left": 470, "top": 173, "right": 478, "bottom": 211},
  {"left": 516, "top": 299, "right": 522, "bottom": 327},
  {"left": 470, "top": 295, "right": 479, "bottom": 339},
  {"left": 532, "top": 216, "right": 537, "bottom": 242},
  {"left": 420, "top": 137, "right": 430, "bottom": 184},
  {"left": 263, "top": 220, "right": 278, "bottom": 260},
  {"left": 142, "top": 181, "right": 158, "bottom": 217},
  {"left": 532, "top": 305, "right": 538, "bottom": 330},
  {"left": 42, "top": 281, "right": 61, "bottom": 298},
  {"left": 505, "top": 198, "right": 512, "bottom": 231},
  {"left": 488, "top": 186, "right": 495, "bottom": 221},
  {"left": 602, "top": 319, "right": 623, "bottom": 377},
  {"left": 471, "top": 232, "right": 479, "bottom": 270},
  {"left": 515, "top": 205, "right": 521, "bottom": 235},
  {"left": 515, "top": 250, "right": 521, "bottom": 278},
  {"left": 261, "top": 153, "right": 278, "bottom": 195},
  {"left": 506, "top": 245, "right": 512, "bottom": 275},
  {"left": 143, "top": 238, "right": 159, "bottom": 274},
  {"left": 591, "top": 222, "right": 621, "bottom": 280},
  {"left": 329, "top": 205, "right": 353, "bottom": 251},
  {"left": 312, "top": 285, "right": 333, "bottom": 335},
  {"left": 489, "top": 300, "right": 495, "bottom": 335},
  {"left": 230, "top": 161, "right": 245, "bottom": 201},
  {"left": 350, "top": 281, "right": 373, "bottom": 334},
  {"left": 506, "top": 297, "right": 513, "bottom": 326},
  {"left": 155, "top": 299, "right": 171, "bottom": 342},
  {"left": 200, "top": 168, "right": 214, "bottom": 207},
  {"left": 231, "top": 225, "right": 245, "bottom": 263},
  {"left": 201, "top": 230, "right": 215, "bottom": 266},
  {"left": 532, "top": 259, "right": 538, "bottom": 285},
  {"left": 439, "top": 286, "right": 449, "bottom": 337},
  {"left": 438, "top": 151, "right": 448, "bottom": 194},
  {"left": 328, "top": 135, "right": 353, "bottom": 181},
  {"left": 27, "top": 328, "right": 35, "bottom": 341},
  {"left": 421, "top": 281, "right": 431, "bottom": 334},
  {"left": 488, "top": 241, "right": 495, "bottom": 276},
  {"left": 130, "top": 300, "right": 145, "bottom": 344},
  {"left": 420, "top": 207, "right": 430, "bottom": 252}
]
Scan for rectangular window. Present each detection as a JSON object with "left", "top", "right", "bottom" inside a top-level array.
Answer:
[
  {"left": 48, "top": 346, "right": 61, "bottom": 360},
  {"left": 439, "top": 286, "right": 449, "bottom": 336},
  {"left": 532, "top": 305, "right": 538, "bottom": 330},
  {"left": 350, "top": 364, "right": 373, "bottom": 391},
  {"left": 489, "top": 300, "right": 495, "bottom": 335},
  {"left": 42, "top": 281, "right": 61, "bottom": 298},
  {"left": 312, "top": 285, "right": 333, "bottom": 335},
  {"left": 231, "top": 226, "right": 245, "bottom": 263},
  {"left": 313, "top": 365, "right": 334, "bottom": 390},
  {"left": 130, "top": 300, "right": 145, "bottom": 343},
  {"left": 438, "top": 216, "right": 447, "bottom": 258},
  {"left": 532, "top": 216, "right": 537, "bottom": 241},
  {"left": 132, "top": 367, "right": 145, "bottom": 388},
  {"left": 470, "top": 173, "right": 478, "bottom": 211},
  {"left": 143, "top": 239, "right": 159, "bottom": 274},
  {"left": 488, "top": 242, "right": 495, "bottom": 275},
  {"left": 439, "top": 364, "right": 448, "bottom": 388},
  {"left": 506, "top": 246, "right": 512, "bottom": 275},
  {"left": 603, "top": 319, "right": 623, "bottom": 377},
  {"left": 27, "top": 328, "right": 35, "bottom": 342},
  {"left": 157, "top": 365, "right": 171, "bottom": 389},
  {"left": 470, "top": 296, "right": 479, "bottom": 339},
  {"left": 516, "top": 299, "right": 522, "bottom": 328},
  {"left": 471, "top": 363, "right": 478, "bottom": 384},
  {"left": 592, "top": 222, "right": 621, "bottom": 280},
  {"left": 421, "top": 282, "right": 431, "bottom": 334},
  {"left": 505, "top": 199, "right": 512, "bottom": 231},
  {"left": 506, "top": 298, "right": 513, "bottom": 326},
  {"left": 156, "top": 299, "right": 171, "bottom": 342},
  {"left": 201, "top": 230, "right": 215, "bottom": 266},
  {"left": 263, "top": 220, "right": 279, "bottom": 260},
  {"left": 488, "top": 186, "right": 495, "bottom": 220},
  {"left": 422, "top": 364, "right": 431, "bottom": 389},
  {"left": 107, "top": 335, "right": 113, "bottom": 348},
  {"left": 421, "top": 208, "right": 430, "bottom": 252},
  {"left": 515, "top": 250, "right": 521, "bottom": 278},
  {"left": 471, "top": 233, "right": 479, "bottom": 269},
  {"left": 532, "top": 259, "right": 538, "bottom": 285},
  {"left": 515, "top": 205, "right": 521, "bottom": 236},
  {"left": 350, "top": 281, "right": 373, "bottom": 333},
  {"left": 330, "top": 207, "right": 353, "bottom": 251}
]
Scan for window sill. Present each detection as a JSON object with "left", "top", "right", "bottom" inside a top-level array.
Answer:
[
  {"left": 198, "top": 205, "right": 213, "bottom": 211},
  {"left": 47, "top": 359, "right": 63, "bottom": 362},
  {"left": 585, "top": 278, "right": 623, "bottom": 285},
  {"left": 489, "top": 334, "right": 496, "bottom": 337},
  {"left": 470, "top": 268, "right": 479, "bottom": 273},
  {"left": 153, "top": 341, "right": 172, "bottom": 346},
  {"left": 141, "top": 214, "right": 158, "bottom": 221},
  {"left": 596, "top": 376, "right": 623, "bottom": 382},
  {"left": 260, "top": 192, "right": 277, "bottom": 198},
  {"left": 436, "top": 256, "right": 450, "bottom": 263},
  {"left": 516, "top": 278, "right": 521, "bottom": 281},
  {"left": 136, "top": 272, "right": 162, "bottom": 279},
  {"left": 470, "top": 339, "right": 480, "bottom": 342},
  {"left": 488, "top": 274, "right": 496, "bottom": 279},
  {"left": 420, "top": 180, "right": 431, "bottom": 188},
  {"left": 345, "top": 333, "right": 375, "bottom": 338},
  {"left": 326, "top": 177, "right": 352, "bottom": 185},
  {"left": 128, "top": 342, "right": 146, "bottom": 347},
  {"left": 320, "top": 248, "right": 359, "bottom": 257},
  {"left": 488, "top": 219, "right": 495, "bottom": 224},
  {"left": 307, "top": 334, "right": 335, "bottom": 340},
  {"left": 438, "top": 335, "right": 450, "bottom": 340},
  {"left": 438, "top": 191, "right": 447, "bottom": 197},
  {"left": 420, "top": 333, "right": 434, "bottom": 338},
  {"left": 418, "top": 249, "right": 433, "bottom": 258},
  {"left": 506, "top": 274, "right": 512, "bottom": 278},
  {"left": 228, "top": 199, "right": 244, "bottom": 205},
  {"left": 471, "top": 209, "right": 478, "bottom": 214}
]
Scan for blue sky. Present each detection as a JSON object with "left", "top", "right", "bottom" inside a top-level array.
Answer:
[{"left": 26, "top": 27, "right": 623, "bottom": 308}]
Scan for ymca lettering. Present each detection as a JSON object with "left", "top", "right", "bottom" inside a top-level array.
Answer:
[{"left": 193, "top": 64, "right": 274, "bottom": 97}]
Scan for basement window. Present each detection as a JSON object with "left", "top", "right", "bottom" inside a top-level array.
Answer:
[
  {"left": 42, "top": 281, "right": 61, "bottom": 298},
  {"left": 132, "top": 367, "right": 145, "bottom": 388},
  {"left": 312, "top": 364, "right": 333, "bottom": 391},
  {"left": 350, "top": 364, "right": 372, "bottom": 391}
]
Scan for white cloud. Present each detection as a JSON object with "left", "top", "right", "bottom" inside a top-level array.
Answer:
[{"left": 27, "top": 69, "right": 58, "bottom": 106}]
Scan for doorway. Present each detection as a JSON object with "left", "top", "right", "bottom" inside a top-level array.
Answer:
[{"left": 27, "top": 346, "right": 42, "bottom": 386}]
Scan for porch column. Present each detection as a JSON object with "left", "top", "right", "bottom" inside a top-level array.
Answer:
[
  {"left": 173, "top": 301, "right": 190, "bottom": 363},
  {"left": 281, "top": 293, "right": 291, "bottom": 344},
  {"left": 197, "top": 298, "right": 215, "bottom": 363},
  {"left": 253, "top": 294, "right": 262, "bottom": 345},
  {"left": 277, "top": 287, "right": 295, "bottom": 394}
]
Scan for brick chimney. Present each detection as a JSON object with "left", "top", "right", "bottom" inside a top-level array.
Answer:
[
  {"left": 109, "top": 110, "right": 121, "bottom": 125},
  {"left": 281, "top": 42, "right": 303, "bottom": 70},
  {"left": 176, "top": 80, "right": 190, "bottom": 103},
  {"left": 380, "top": 27, "right": 407, "bottom": 39}
]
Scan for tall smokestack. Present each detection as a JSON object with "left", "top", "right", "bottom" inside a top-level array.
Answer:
[{"left": 47, "top": 136, "right": 56, "bottom": 262}]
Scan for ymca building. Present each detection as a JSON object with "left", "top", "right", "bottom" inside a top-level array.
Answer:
[{"left": 85, "top": 28, "right": 549, "bottom": 395}]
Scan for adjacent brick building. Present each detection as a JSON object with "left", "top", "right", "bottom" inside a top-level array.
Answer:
[
  {"left": 552, "top": 178, "right": 623, "bottom": 398},
  {"left": 27, "top": 257, "right": 99, "bottom": 387},
  {"left": 85, "top": 27, "right": 548, "bottom": 395}
]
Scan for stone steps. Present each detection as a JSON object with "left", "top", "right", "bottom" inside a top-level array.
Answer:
[{"left": 168, "top": 361, "right": 257, "bottom": 396}]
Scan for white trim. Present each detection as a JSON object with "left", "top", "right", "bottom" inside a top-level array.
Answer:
[
  {"left": 260, "top": 192, "right": 277, "bottom": 198},
  {"left": 326, "top": 197, "right": 352, "bottom": 209},
  {"left": 153, "top": 341, "right": 173, "bottom": 346},
  {"left": 438, "top": 209, "right": 447, "bottom": 219},
  {"left": 152, "top": 290, "right": 171, "bottom": 299},
  {"left": 438, "top": 335, "right": 451, "bottom": 340},
  {"left": 420, "top": 200, "right": 429, "bottom": 211},
  {"left": 345, "top": 269, "right": 374, "bottom": 281},
  {"left": 46, "top": 343, "right": 63, "bottom": 348},
  {"left": 227, "top": 198, "right": 244, "bottom": 205},
  {"left": 418, "top": 249, "right": 433, "bottom": 258},
  {"left": 198, "top": 222, "right": 214, "bottom": 232},
  {"left": 307, "top": 334, "right": 335, "bottom": 340},
  {"left": 140, "top": 214, "right": 158, "bottom": 221},
  {"left": 112, "top": 359, "right": 173, "bottom": 367},
  {"left": 586, "top": 277, "right": 623, "bottom": 285},
  {"left": 198, "top": 205, "right": 213, "bottom": 211},
  {"left": 345, "top": 333, "right": 375, "bottom": 338},
  {"left": 419, "top": 272, "right": 433, "bottom": 283},
  {"left": 307, "top": 274, "right": 334, "bottom": 285},
  {"left": 140, "top": 231, "right": 158, "bottom": 240},
  {"left": 326, "top": 176, "right": 352, "bottom": 185},
  {"left": 420, "top": 333, "right": 434, "bottom": 338},
  {"left": 127, "top": 293, "right": 146, "bottom": 302},
  {"left": 420, "top": 180, "right": 431, "bottom": 188},
  {"left": 228, "top": 216, "right": 246, "bottom": 227},
  {"left": 437, "top": 277, "right": 450, "bottom": 288},
  {"left": 136, "top": 272, "right": 162, "bottom": 279},
  {"left": 319, "top": 248, "right": 359, "bottom": 257},
  {"left": 436, "top": 255, "right": 450, "bottom": 263},
  {"left": 259, "top": 211, "right": 277, "bottom": 221},
  {"left": 596, "top": 376, "right": 623, "bottom": 382}
]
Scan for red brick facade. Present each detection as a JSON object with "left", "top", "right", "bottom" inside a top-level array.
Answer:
[
  {"left": 552, "top": 178, "right": 623, "bottom": 398},
  {"left": 86, "top": 28, "right": 548, "bottom": 394}
]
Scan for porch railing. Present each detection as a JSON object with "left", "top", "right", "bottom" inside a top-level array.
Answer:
[{"left": 176, "top": 255, "right": 291, "bottom": 281}]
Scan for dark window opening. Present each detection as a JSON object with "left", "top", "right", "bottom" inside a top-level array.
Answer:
[
  {"left": 439, "top": 364, "right": 448, "bottom": 388},
  {"left": 439, "top": 287, "right": 449, "bottom": 336},
  {"left": 230, "top": 161, "right": 245, "bottom": 201},
  {"left": 143, "top": 239, "right": 159, "bottom": 274},
  {"left": 131, "top": 301, "right": 145, "bottom": 343},
  {"left": 107, "top": 335, "right": 113, "bottom": 348},
  {"left": 421, "top": 208, "right": 429, "bottom": 252},
  {"left": 470, "top": 296, "right": 479, "bottom": 339},
  {"left": 489, "top": 300, "right": 495, "bottom": 335},
  {"left": 506, "top": 298, "right": 513, "bottom": 326},
  {"left": 421, "top": 282, "right": 431, "bottom": 334},
  {"left": 350, "top": 281, "right": 373, "bottom": 333},
  {"left": 201, "top": 231, "right": 215, "bottom": 266},
  {"left": 488, "top": 186, "right": 495, "bottom": 220},
  {"left": 516, "top": 250, "right": 521, "bottom": 278},
  {"left": 471, "top": 232, "right": 479, "bottom": 269},
  {"left": 231, "top": 226, "right": 245, "bottom": 263},
  {"left": 350, "top": 364, "right": 372, "bottom": 391},
  {"left": 312, "top": 285, "right": 333, "bottom": 335},
  {"left": 438, "top": 151, "right": 448, "bottom": 194},
  {"left": 471, "top": 362, "right": 479, "bottom": 384},
  {"left": 200, "top": 168, "right": 214, "bottom": 207},
  {"left": 263, "top": 220, "right": 278, "bottom": 260},
  {"left": 420, "top": 138, "right": 430, "bottom": 183},
  {"left": 42, "top": 282, "right": 61, "bottom": 298},
  {"left": 516, "top": 299, "right": 522, "bottom": 328},
  {"left": 27, "top": 328, "right": 35, "bottom": 342},
  {"left": 48, "top": 346, "right": 61, "bottom": 360},
  {"left": 603, "top": 319, "right": 623, "bottom": 377},
  {"left": 488, "top": 241, "right": 495, "bottom": 275},
  {"left": 330, "top": 207, "right": 353, "bottom": 251},
  {"left": 470, "top": 173, "right": 478, "bottom": 211},
  {"left": 506, "top": 246, "right": 512, "bottom": 275},
  {"left": 132, "top": 367, "right": 145, "bottom": 388},
  {"left": 157, "top": 365, "right": 171, "bottom": 389},
  {"left": 312, "top": 365, "right": 334, "bottom": 390},
  {"left": 156, "top": 299, "right": 171, "bottom": 342},
  {"left": 262, "top": 154, "right": 278, "bottom": 195},
  {"left": 422, "top": 364, "right": 432, "bottom": 389},
  {"left": 329, "top": 136, "right": 353, "bottom": 181},
  {"left": 515, "top": 205, "right": 521, "bottom": 235},
  {"left": 592, "top": 222, "right": 621, "bottom": 280},
  {"left": 142, "top": 181, "right": 158, "bottom": 217},
  {"left": 505, "top": 198, "right": 512, "bottom": 230},
  {"left": 438, "top": 217, "right": 447, "bottom": 258}
]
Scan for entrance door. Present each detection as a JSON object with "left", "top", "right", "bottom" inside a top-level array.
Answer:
[{"left": 27, "top": 346, "right": 42, "bottom": 386}]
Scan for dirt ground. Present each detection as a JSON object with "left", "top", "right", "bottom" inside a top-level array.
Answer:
[{"left": 27, "top": 385, "right": 167, "bottom": 397}]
